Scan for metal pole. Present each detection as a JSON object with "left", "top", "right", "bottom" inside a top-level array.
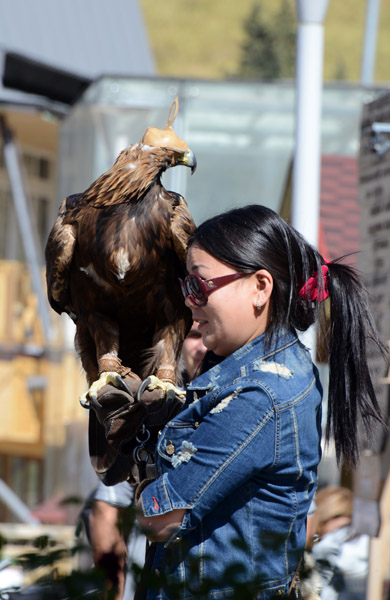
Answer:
[
  {"left": 0, "top": 116, "right": 53, "bottom": 343},
  {"left": 361, "top": 0, "right": 381, "bottom": 86},
  {"left": 292, "top": 0, "right": 330, "bottom": 248},
  {"left": 0, "top": 479, "right": 40, "bottom": 524}
]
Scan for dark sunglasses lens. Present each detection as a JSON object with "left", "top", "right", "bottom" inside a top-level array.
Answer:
[
  {"left": 190, "top": 276, "right": 203, "bottom": 295},
  {"left": 187, "top": 276, "right": 207, "bottom": 306}
]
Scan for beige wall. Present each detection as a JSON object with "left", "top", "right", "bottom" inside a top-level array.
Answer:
[{"left": 0, "top": 258, "right": 92, "bottom": 511}]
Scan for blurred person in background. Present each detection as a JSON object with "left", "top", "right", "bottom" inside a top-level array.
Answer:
[
  {"left": 180, "top": 321, "right": 207, "bottom": 385},
  {"left": 310, "top": 486, "right": 369, "bottom": 600},
  {"left": 86, "top": 480, "right": 144, "bottom": 600}
]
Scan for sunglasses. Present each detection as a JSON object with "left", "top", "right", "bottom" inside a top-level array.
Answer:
[{"left": 179, "top": 272, "right": 246, "bottom": 307}]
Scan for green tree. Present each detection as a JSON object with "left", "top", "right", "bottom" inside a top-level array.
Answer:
[
  {"left": 333, "top": 60, "right": 347, "bottom": 80},
  {"left": 237, "top": 0, "right": 296, "bottom": 80},
  {"left": 274, "top": 0, "right": 296, "bottom": 78},
  {"left": 238, "top": 2, "right": 280, "bottom": 80}
]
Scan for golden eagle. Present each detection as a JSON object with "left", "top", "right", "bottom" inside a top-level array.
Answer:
[{"left": 45, "top": 98, "right": 196, "bottom": 393}]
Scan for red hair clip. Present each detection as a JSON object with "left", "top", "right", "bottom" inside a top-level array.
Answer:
[{"left": 299, "top": 262, "right": 330, "bottom": 303}]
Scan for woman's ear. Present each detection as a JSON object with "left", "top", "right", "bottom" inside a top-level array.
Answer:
[{"left": 255, "top": 269, "right": 273, "bottom": 306}]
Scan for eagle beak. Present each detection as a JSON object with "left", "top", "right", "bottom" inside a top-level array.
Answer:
[{"left": 176, "top": 148, "right": 197, "bottom": 174}]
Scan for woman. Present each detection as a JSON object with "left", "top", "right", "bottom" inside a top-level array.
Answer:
[{"left": 133, "top": 204, "right": 386, "bottom": 599}]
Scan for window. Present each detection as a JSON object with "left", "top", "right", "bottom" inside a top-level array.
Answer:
[
  {"left": 39, "top": 158, "right": 50, "bottom": 179},
  {"left": 22, "top": 153, "right": 51, "bottom": 180}
]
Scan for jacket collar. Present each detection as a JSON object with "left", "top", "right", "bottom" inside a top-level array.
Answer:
[{"left": 187, "top": 328, "right": 297, "bottom": 393}]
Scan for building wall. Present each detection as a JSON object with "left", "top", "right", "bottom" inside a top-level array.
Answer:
[{"left": 0, "top": 257, "right": 90, "bottom": 520}]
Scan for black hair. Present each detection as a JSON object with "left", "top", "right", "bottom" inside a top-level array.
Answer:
[{"left": 188, "top": 204, "right": 388, "bottom": 466}]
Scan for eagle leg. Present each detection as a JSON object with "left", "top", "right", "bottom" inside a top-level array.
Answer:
[
  {"left": 153, "top": 322, "right": 185, "bottom": 384},
  {"left": 78, "top": 313, "right": 141, "bottom": 405},
  {"left": 155, "top": 364, "right": 176, "bottom": 384},
  {"left": 98, "top": 353, "right": 137, "bottom": 379},
  {"left": 84, "top": 312, "right": 141, "bottom": 380}
]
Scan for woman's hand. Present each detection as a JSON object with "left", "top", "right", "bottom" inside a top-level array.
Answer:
[{"left": 136, "top": 500, "right": 186, "bottom": 542}]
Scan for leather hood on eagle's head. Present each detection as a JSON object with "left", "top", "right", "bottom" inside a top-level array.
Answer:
[
  {"left": 141, "top": 96, "right": 187, "bottom": 151},
  {"left": 83, "top": 97, "right": 197, "bottom": 208},
  {"left": 140, "top": 97, "right": 197, "bottom": 173}
]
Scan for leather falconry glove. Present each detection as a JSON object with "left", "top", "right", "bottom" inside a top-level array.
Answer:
[{"left": 87, "top": 374, "right": 184, "bottom": 486}]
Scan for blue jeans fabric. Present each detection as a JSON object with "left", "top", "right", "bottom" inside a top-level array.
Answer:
[{"left": 140, "top": 330, "right": 322, "bottom": 599}]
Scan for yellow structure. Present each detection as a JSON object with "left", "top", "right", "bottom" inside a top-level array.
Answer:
[
  {"left": 0, "top": 109, "right": 90, "bottom": 522},
  {"left": 0, "top": 258, "right": 88, "bottom": 519}
]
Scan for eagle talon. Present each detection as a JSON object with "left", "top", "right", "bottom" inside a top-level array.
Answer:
[
  {"left": 136, "top": 377, "right": 154, "bottom": 402},
  {"left": 79, "top": 371, "right": 133, "bottom": 408},
  {"left": 79, "top": 395, "right": 91, "bottom": 409},
  {"left": 110, "top": 373, "right": 133, "bottom": 395},
  {"left": 89, "top": 395, "right": 103, "bottom": 410},
  {"left": 136, "top": 375, "right": 186, "bottom": 400}
]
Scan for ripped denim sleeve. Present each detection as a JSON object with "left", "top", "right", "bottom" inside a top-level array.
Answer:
[{"left": 140, "top": 473, "right": 192, "bottom": 517}]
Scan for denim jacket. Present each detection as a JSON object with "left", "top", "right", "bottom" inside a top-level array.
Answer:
[{"left": 140, "top": 330, "right": 322, "bottom": 599}]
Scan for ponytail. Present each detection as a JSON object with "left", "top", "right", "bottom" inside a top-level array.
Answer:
[{"left": 324, "top": 259, "right": 388, "bottom": 465}]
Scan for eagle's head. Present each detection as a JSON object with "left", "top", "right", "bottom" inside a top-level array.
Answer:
[{"left": 85, "top": 97, "right": 197, "bottom": 206}]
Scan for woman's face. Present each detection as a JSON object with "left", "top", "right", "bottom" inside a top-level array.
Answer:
[{"left": 185, "top": 244, "right": 272, "bottom": 357}]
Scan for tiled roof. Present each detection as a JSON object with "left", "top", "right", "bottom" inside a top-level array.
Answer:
[{"left": 319, "top": 155, "right": 360, "bottom": 267}]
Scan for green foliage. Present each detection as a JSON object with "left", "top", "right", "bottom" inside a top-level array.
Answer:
[
  {"left": 129, "top": 532, "right": 295, "bottom": 599},
  {"left": 274, "top": 0, "right": 296, "bottom": 78},
  {"left": 238, "top": 3, "right": 280, "bottom": 79},
  {"left": 59, "top": 495, "right": 84, "bottom": 506},
  {"left": 0, "top": 526, "right": 308, "bottom": 599},
  {"left": 333, "top": 60, "right": 347, "bottom": 81},
  {"left": 32, "top": 535, "right": 51, "bottom": 551},
  {"left": 237, "top": 0, "right": 296, "bottom": 80},
  {"left": 0, "top": 531, "right": 107, "bottom": 598}
]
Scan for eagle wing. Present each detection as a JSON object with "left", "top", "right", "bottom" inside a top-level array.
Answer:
[
  {"left": 45, "top": 194, "right": 80, "bottom": 316},
  {"left": 170, "top": 194, "right": 196, "bottom": 264}
]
